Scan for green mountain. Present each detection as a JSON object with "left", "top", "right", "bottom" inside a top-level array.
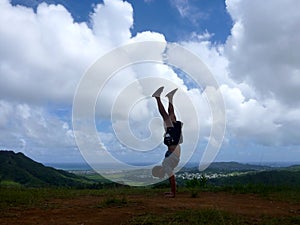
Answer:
[
  {"left": 0, "top": 150, "right": 93, "bottom": 187},
  {"left": 205, "top": 161, "right": 272, "bottom": 172},
  {"left": 180, "top": 161, "right": 300, "bottom": 187},
  {"left": 210, "top": 169, "right": 300, "bottom": 187},
  {"left": 183, "top": 161, "right": 272, "bottom": 173}
]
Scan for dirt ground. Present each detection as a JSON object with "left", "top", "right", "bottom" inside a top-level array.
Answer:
[{"left": 1, "top": 192, "right": 299, "bottom": 225}]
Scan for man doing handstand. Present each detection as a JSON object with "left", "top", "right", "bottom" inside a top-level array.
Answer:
[{"left": 151, "top": 86, "right": 183, "bottom": 198}]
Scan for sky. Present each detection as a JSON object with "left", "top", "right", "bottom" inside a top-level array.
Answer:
[{"left": 0, "top": 0, "right": 300, "bottom": 166}]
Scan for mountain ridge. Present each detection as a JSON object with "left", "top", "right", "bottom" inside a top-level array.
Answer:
[{"left": 0, "top": 150, "right": 92, "bottom": 187}]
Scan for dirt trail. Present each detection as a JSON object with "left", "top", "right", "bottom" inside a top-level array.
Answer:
[{"left": 1, "top": 192, "right": 299, "bottom": 225}]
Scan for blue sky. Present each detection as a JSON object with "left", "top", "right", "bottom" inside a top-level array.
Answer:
[
  {"left": 1, "top": 0, "right": 300, "bottom": 167},
  {"left": 11, "top": 0, "right": 232, "bottom": 43}
]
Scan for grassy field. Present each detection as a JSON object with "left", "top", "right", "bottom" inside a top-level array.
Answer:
[
  {"left": 1, "top": 185, "right": 299, "bottom": 225},
  {"left": 1, "top": 182, "right": 300, "bottom": 207},
  {"left": 129, "top": 209, "right": 300, "bottom": 225}
]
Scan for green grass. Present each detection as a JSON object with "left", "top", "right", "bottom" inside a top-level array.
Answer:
[
  {"left": 129, "top": 209, "right": 241, "bottom": 225},
  {"left": 0, "top": 180, "right": 22, "bottom": 188},
  {"left": 178, "top": 183, "right": 300, "bottom": 203},
  {"left": 97, "top": 196, "right": 128, "bottom": 208},
  {"left": 128, "top": 209, "right": 300, "bottom": 225},
  {"left": 0, "top": 186, "right": 166, "bottom": 209},
  {"left": 1, "top": 184, "right": 299, "bottom": 211},
  {"left": 129, "top": 209, "right": 239, "bottom": 225},
  {"left": 268, "top": 188, "right": 300, "bottom": 203},
  {"left": 0, "top": 187, "right": 104, "bottom": 209},
  {"left": 83, "top": 173, "right": 109, "bottom": 182},
  {"left": 214, "top": 184, "right": 300, "bottom": 203},
  {"left": 1, "top": 184, "right": 299, "bottom": 210},
  {"left": 1, "top": 186, "right": 299, "bottom": 225}
]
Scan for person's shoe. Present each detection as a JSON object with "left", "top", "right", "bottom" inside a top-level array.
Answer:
[
  {"left": 165, "top": 88, "right": 178, "bottom": 98},
  {"left": 152, "top": 86, "right": 164, "bottom": 97}
]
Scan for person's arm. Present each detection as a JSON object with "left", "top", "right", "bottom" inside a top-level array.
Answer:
[
  {"left": 162, "top": 159, "right": 177, "bottom": 197},
  {"left": 170, "top": 174, "right": 176, "bottom": 195},
  {"left": 165, "top": 174, "right": 176, "bottom": 198}
]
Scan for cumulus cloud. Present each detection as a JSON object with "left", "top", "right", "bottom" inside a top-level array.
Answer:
[
  {"left": 0, "top": 0, "right": 101, "bottom": 104},
  {"left": 91, "top": 0, "right": 133, "bottom": 47},
  {"left": 181, "top": 20, "right": 300, "bottom": 148},
  {"left": 1, "top": 0, "right": 205, "bottom": 163},
  {"left": 225, "top": 0, "right": 300, "bottom": 106},
  {"left": 94, "top": 49, "right": 209, "bottom": 164},
  {"left": 0, "top": 0, "right": 138, "bottom": 161}
]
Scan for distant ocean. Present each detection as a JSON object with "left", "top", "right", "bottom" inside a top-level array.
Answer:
[
  {"left": 45, "top": 161, "right": 300, "bottom": 171},
  {"left": 248, "top": 161, "right": 300, "bottom": 167}
]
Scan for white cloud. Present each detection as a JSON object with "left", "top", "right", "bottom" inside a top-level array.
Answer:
[
  {"left": 221, "top": 85, "right": 282, "bottom": 145},
  {"left": 91, "top": 0, "right": 133, "bottom": 48},
  {"left": 170, "top": 0, "right": 209, "bottom": 25},
  {"left": 0, "top": 100, "right": 76, "bottom": 160},
  {"left": 0, "top": 0, "right": 137, "bottom": 161},
  {"left": 217, "top": 0, "right": 300, "bottom": 151},
  {"left": 180, "top": 22, "right": 300, "bottom": 149},
  {"left": 171, "top": 0, "right": 189, "bottom": 18},
  {"left": 1, "top": 0, "right": 199, "bottom": 163},
  {"left": 225, "top": 0, "right": 300, "bottom": 106},
  {"left": 180, "top": 38, "right": 234, "bottom": 87},
  {"left": 0, "top": 1, "right": 102, "bottom": 104}
]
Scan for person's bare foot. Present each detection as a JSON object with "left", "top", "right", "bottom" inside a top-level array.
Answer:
[
  {"left": 152, "top": 86, "right": 164, "bottom": 97},
  {"left": 165, "top": 88, "right": 178, "bottom": 99}
]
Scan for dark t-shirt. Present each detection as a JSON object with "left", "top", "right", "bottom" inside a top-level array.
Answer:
[{"left": 163, "top": 121, "right": 183, "bottom": 146}]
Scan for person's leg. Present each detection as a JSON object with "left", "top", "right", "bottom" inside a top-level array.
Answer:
[
  {"left": 166, "top": 88, "right": 178, "bottom": 122},
  {"left": 152, "top": 87, "right": 172, "bottom": 127},
  {"left": 170, "top": 175, "right": 176, "bottom": 196}
]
